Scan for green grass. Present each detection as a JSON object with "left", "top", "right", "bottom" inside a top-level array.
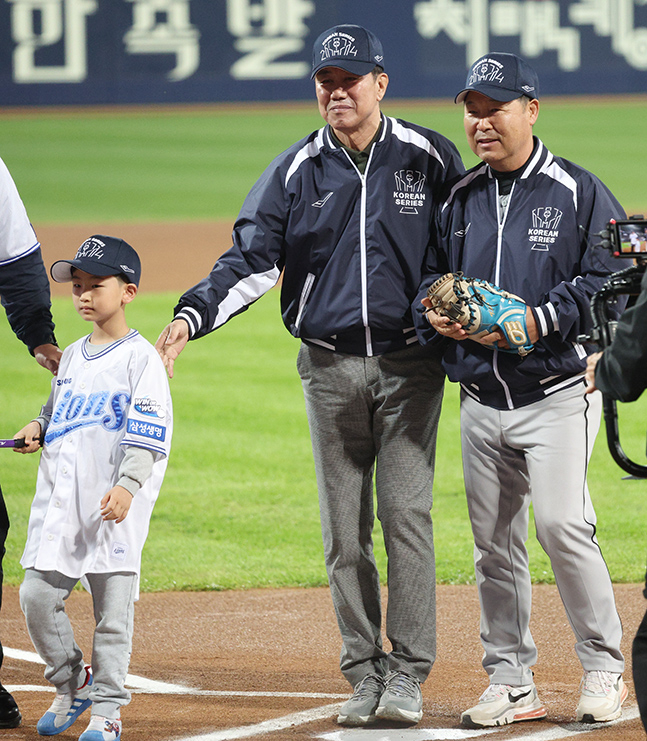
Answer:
[
  {"left": 2, "top": 291, "right": 646, "bottom": 590},
  {"left": 1, "top": 96, "right": 646, "bottom": 223}
]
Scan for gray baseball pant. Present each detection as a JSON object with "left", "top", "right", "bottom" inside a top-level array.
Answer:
[
  {"left": 297, "top": 342, "right": 444, "bottom": 687},
  {"left": 461, "top": 383, "right": 624, "bottom": 687},
  {"left": 20, "top": 568, "right": 137, "bottom": 719}
]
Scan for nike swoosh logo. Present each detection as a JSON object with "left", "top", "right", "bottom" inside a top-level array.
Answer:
[
  {"left": 509, "top": 690, "right": 532, "bottom": 703},
  {"left": 312, "top": 192, "right": 333, "bottom": 208}
]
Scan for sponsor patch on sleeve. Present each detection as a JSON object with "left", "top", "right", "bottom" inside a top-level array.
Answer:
[
  {"left": 134, "top": 397, "right": 165, "bottom": 418},
  {"left": 127, "top": 419, "right": 166, "bottom": 441}
]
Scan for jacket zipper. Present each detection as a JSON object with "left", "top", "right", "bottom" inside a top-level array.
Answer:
[
  {"left": 359, "top": 146, "right": 376, "bottom": 356},
  {"left": 493, "top": 177, "right": 515, "bottom": 410}
]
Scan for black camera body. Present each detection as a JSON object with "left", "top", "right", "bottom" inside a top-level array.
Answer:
[
  {"left": 582, "top": 216, "right": 647, "bottom": 348},
  {"left": 589, "top": 216, "right": 647, "bottom": 478}
]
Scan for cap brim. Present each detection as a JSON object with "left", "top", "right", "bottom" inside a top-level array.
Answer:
[
  {"left": 50, "top": 259, "right": 123, "bottom": 283},
  {"left": 455, "top": 85, "right": 525, "bottom": 104},
  {"left": 311, "top": 60, "right": 379, "bottom": 79}
]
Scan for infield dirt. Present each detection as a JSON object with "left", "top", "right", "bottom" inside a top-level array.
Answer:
[{"left": 1, "top": 584, "right": 645, "bottom": 741}]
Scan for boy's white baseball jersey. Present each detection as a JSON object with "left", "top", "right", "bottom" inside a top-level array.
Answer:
[
  {"left": 0, "top": 155, "right": 40, "bottom": 265},
  {"left": 21, "top": 330, "right": 172, "bottom": 585}
]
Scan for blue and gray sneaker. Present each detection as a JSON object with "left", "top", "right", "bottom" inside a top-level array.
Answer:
[{"left": 37, "top": 666, "right": 93, "bottom": 736}]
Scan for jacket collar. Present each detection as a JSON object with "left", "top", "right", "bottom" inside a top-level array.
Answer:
[
  {"left": 484, "top": 136, "right": 552, "bottom": 180},
  {"left": 323, "top": 113, "right": 388, "bottom": 151}
]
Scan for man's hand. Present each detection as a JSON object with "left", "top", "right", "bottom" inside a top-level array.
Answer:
[
  {"left": 422, "top": 300, "right": 539, "bottom": 349},
  {"left": 585, "top": 351, "right": 603, "bottom": 394},
  {"left": 479, "top": 308, "right": 540, "bottom": 350},
  {"left": 12, "top": 421, "right": 43, "bottom": 454},
  {"left": 100, "top": 486, "right": 133, "bottom": 523},
  {"left": 422, "top": 298, "right": 468, "bottom": 340},
  {"left": 155, "top": 319, "right": 190, "bottom": 379},
  {"left": 34, "top": 343, "right": 62, "bottom": 375}
]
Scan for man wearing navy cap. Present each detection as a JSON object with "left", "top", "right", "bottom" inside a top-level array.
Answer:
[
  {"left": 416, "top": 52, "right": 626, "bottom": 727},
  {"left": 156, "top": 24, "right": 464, "bottom": 726}
]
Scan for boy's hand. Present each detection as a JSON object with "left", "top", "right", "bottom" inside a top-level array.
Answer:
[
  {"left": 12, "top": 422, "right": 43, "bottom": 454},
  {"left": 100, "top": 486, "right": 133, "bottom": 523}
]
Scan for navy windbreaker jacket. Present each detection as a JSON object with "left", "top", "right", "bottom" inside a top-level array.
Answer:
[
  {"left": 174, "top": 114, "right": 464, "bottom": 357},
  {"left": 414, "top": 137, "right": 626, "bottom": 409}
]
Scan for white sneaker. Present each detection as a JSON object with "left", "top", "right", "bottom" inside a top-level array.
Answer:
[
  {"left": 78, "top": 715, "right": 122, "bottom": 741},
  {"left": 37, "top": 666, "right": 93, "bottom": 736},
  {"left": 461, "top": 683, "right": 547, "bottom": 728},
  {"left": 576, "top": 671, "right": 628, "bottom": 722}
]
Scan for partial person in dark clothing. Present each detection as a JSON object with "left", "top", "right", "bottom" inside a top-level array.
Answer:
[
  {"left": 0, "top": 154, "right": 61, "bottom": 728},
  {"left": 586, "top": 265, "right": 647, "bottom": 735}
]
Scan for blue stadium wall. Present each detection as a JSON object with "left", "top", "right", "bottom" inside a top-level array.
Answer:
[{"left": 1, "top": 0, "right": 646, "bottom": 106}]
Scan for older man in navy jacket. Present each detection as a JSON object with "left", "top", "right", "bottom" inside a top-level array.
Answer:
[{"left": 156, "top": 24, "right": 463, "bottom": 727}]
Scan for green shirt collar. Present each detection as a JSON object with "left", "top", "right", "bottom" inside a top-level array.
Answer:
[{"left": 330, "top": 120, "right": 383, "bottom": 174}]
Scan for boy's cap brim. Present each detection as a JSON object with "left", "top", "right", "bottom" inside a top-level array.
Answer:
[
  {"left": 50, "top": 259, "right": 136, "bottom": 283},
  {"left": 50, "top": 235, "right": 141, "bottom": 286}
]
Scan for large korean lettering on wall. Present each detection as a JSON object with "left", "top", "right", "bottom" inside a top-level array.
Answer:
[{"left": 0, "top": 0, "right": 645, "bottom": 105}]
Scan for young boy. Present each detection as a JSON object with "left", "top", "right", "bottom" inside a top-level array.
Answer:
[{"left": 14, "top": 235, "right": 172, "bottom": 741}]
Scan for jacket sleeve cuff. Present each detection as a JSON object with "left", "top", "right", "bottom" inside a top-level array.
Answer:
[
  {"left": 531, "top": 303, "right": 559, "bottom": 337},
  {"left": 173, "top": 307, "right": 202, "bottom": 338},
  {"left": 27, "top": 330, "right": 58, "bottom": 356}
]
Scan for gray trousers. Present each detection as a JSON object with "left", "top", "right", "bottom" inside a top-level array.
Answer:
[
  {"left": 461, "top": 384, "right": 624, "bottom": 686},
  {"left": 20, "top": 568, "right": 137, "bottom": 719},
  {"left": 297, "top": 342, "right": 444, "bottom": 687}
]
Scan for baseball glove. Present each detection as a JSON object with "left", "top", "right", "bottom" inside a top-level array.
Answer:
[{"left": 426, "top": 272, "right": 534, "bottom": 356}]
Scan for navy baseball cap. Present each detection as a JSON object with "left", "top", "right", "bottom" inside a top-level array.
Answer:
[
  {"left": 51, "top": 235, "right": 141, "bottom": 286},
  {"left": 311, "top": 24, "right": 384, "bottom": 79},
  {"left": 455, "top": 52, "right": 539, "bottom": 103}
]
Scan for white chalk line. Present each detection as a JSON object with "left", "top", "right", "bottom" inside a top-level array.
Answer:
[
  {"left": 316, "top": 708, "right": 642, "bottom": 741},
  {"left": 4, "top": 648, "right": 641, "bottom": 740},
  {"left": 318, "top": 729, "right": 498, "bottom": 740},
  {"left": 168, "top": 705, "right": 345, "bottom": 741},
  {"left": 3, "top": 646, "right": 347, "bottom": 700}
]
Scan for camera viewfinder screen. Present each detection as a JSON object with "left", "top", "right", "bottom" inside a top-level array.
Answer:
[{"left": 617, "top": 222, "right": 647, "bottom": 254}]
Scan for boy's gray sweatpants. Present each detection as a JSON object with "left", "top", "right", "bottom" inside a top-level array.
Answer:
[{"left": 20, "top": 568, "right": 137, "bottom": 719}]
